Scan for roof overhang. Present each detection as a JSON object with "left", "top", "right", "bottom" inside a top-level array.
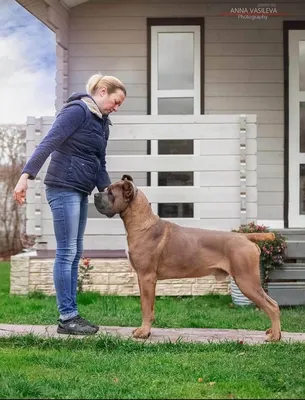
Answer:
[
  {"left": 16, "top": 0, "right": 90, "bottom": 25},
  {"left": 15, "top": 0, "right": 91, "bottom": 44},
  {"left": 16, "top": 0, "right": 49, "bottom": 26},
  {"left": 15, "top": 0, "right": 89, "bottom": 47},
  {"left": 60, "top": 0, "right": 89, "bottom": 8}
]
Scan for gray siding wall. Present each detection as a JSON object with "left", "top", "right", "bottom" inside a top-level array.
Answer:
[{"left": 68, "top": 0, "right": 305, "bottom": 222}]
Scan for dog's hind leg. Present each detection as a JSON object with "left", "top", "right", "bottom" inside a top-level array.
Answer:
[
  {"left": 132, "top": 272, "right": 157, "bottom": 339},
  {"left": 233, "top": 274, "right": 281, "bottom": 342}
]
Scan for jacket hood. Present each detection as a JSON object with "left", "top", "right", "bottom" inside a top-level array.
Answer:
[
  {"left": 66, "top": 92, "right": 111, "bottom": 122},
  {"left": 67, "top": 92, "right": 90, "bottom": 103}
]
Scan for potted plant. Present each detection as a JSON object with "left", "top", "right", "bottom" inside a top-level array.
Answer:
[{"left": 230, "top": 221, "right": 287, "bottom": 306}]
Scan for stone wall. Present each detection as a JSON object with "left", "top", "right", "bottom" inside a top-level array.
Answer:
[{"left": 10, "top": 253, "right": 230, "bottom": 296}]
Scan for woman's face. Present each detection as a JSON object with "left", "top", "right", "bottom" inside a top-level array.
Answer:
[{"left": 95, "top": 87, "right": 126, "bottom": 115}]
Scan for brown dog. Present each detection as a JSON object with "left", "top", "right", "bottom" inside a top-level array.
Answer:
[{"left": 94, "top": 174, "right": 281, "bottom": 342}]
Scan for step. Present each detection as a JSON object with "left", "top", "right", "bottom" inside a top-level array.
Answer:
[
  {"left": 268, "top": 282, "right": 305, "bottom": 306},
  {"left": 277, "top": 229, "right": 305, "bottom": 235},
  {"left": 286, "top": 241, "right": 305, "bottom": 259},
  {"left": 268, "top": 263, "right": 305, "bottom": 280},
  {"left": 276, "top": 229, "right": 305, "bottom": 241}
]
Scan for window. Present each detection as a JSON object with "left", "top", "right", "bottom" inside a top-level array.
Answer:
[{"left": 150, "top": 23, "right": 203, "bottom": 115}]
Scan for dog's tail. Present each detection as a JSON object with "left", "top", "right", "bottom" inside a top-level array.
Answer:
[{"left": 243, "top": 232, "right": 275, "bottom": 242}]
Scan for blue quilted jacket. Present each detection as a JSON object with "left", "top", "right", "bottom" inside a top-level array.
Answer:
[{"left": 22, "top": 93, "right": 112, "bottom": 194}]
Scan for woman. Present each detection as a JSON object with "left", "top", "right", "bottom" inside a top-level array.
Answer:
[{"left": 13, "top": 74, "right": 126, "bottom": 335}]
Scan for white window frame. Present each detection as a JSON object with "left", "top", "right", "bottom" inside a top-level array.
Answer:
[{"left": 150, "top": 25, "right": 201, "bottom": 116}]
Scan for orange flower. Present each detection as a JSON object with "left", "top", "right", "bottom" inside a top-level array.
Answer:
[{"left": 83, "top": 258, "right": 90, "bottom": 266}]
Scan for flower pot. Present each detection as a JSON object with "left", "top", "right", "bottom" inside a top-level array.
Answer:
[
  {"left": 230, "top": 277, "right": 253, "bottom": 306},
  {"left": 230, "top": 262, "right": 265, "bottom": 306}
]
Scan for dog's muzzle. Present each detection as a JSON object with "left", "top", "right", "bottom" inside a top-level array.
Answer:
[{"left": 94, "top": 192, "right": 115, "bottom": 217}]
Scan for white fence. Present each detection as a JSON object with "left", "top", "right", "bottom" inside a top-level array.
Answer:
[{"left": 25, "top": 114, "right": 257, "bottom": 251}]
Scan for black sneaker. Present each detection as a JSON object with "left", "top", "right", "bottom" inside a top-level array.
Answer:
[
  {"left": 75, "top": 315, "right": 99, "bottom": 331},
  {"left": 57, "top": 316, "right": 98, "bottom": 335}
]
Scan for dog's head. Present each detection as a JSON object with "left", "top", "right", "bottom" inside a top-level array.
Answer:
[{"left": 94, "top": 174, "right": 137, "bottom": 218}]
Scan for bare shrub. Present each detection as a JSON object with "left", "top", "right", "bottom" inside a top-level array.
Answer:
[{"left": 0, "top": 125, "right": 28, "bottom": 259}]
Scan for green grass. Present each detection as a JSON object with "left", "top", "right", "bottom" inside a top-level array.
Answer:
[
  {"left": 1, "top": 335, "right": 305, "bottom": 399},
  {"left": 1, "top": 262, "right": 305, "bottom": 332},
  {"left": 2, "top": 262, "right": 305, "bottom": 399}
]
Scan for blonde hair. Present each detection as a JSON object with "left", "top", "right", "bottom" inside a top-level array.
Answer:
[{"left": 86, "top": 73, "right": 126, "bottom": 96}]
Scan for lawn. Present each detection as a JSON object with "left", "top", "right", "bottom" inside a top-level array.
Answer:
[
  {"left": 1, "top": 262, "right": 305, "bottom": 399},
  {"left": 1, "top": 334, "right": 305, "bottom": 399},
  {"left": 1, "top": 262, "right": 305, "bottom": 333}
]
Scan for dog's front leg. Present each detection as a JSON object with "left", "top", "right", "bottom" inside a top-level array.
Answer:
[{"left": 132, "top": 273, "right": 156, "bottom": 339}]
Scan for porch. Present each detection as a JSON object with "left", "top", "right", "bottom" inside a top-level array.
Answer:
[{"left": 12, "top": 0, "right": 305, "bottom": 305}]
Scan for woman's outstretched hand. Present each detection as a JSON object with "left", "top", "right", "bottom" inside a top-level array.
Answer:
[{"left": 13, "top": 173, "right": 29, "bottom": 205}]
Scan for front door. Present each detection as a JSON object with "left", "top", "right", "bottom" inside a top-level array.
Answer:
[{"left": 289, "top": 30, "right": 305, "bottom": 227}]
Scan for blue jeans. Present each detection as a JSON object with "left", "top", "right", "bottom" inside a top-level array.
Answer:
[{"left": 45, "top": 185, "right": 88, "bottom": 321}]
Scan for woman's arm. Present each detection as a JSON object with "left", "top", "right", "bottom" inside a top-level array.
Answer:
[
  {"left": 14, "top": 104, "right": 86, "bottom": 205},
  {"left": 22, "top": 104, "right": 86, "bottom": 180},
  {"left": 96, "top": 146, "right": 111, "bottom": 192}
]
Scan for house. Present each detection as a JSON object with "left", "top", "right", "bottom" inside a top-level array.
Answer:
[{"left": 10, "top": 0, "right": 305, "bottom": 303}]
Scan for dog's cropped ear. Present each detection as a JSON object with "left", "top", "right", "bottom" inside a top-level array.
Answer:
[
  {"left": 121, "top": 174, "right": 133, "bottom": 182},
  {"left": 122, "top": 179, "right": 136, "bottom": 203}
]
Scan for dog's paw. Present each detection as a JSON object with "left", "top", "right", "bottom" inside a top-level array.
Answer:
[
  {"left": 265, "top": 328, "right": 281, "bottom": 342},
  {"left": 132, "top": 327, "right": 151, "bottom": 339}
]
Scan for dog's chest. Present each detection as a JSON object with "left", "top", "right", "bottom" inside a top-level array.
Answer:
[
  {"left": 125, "top": 243, "right": 130, "bottom": 261},
  {"left": 124, "top": 229, "right": 131, "bottom": 263},
  {"left": 124, "top": 229, "right": 138, "bottom": 272},
  {"left": 124, "top": 228, "right": 129, "bottom": 257}
]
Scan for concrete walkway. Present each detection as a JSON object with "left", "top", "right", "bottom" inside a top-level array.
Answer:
[{"left": 1, "top": 324, "right": 305, "bottom": 344}]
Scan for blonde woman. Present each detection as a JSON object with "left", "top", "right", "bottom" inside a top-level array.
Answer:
[{"left": 14, "top": 74, "right": 126, "bottom": 335}]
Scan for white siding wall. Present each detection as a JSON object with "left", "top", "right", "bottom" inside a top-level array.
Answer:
[{"left": 67, "top": 0, "right": 305, "bottom": 223}]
